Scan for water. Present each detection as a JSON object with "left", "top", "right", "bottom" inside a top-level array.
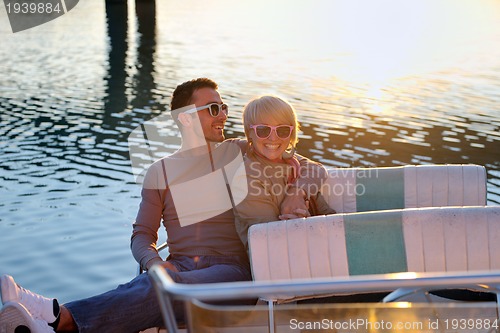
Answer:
[{"left": 1, "top": 0, "right": 499, "bottom": 303}]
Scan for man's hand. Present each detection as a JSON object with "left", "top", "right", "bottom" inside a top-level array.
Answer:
[
  {"left": 155, "top": 260, "right": 179, "bottom": 273},
  {"left": 279, "top": 186, "right": 311, "bottom": 220}
]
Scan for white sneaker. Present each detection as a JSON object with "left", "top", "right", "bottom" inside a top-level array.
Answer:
[
  {"left": 0, "top": 276, "right": 59, "bottom": 326},
  {"left": 0, "top": 301, "right": 55, "bottom": 333}
]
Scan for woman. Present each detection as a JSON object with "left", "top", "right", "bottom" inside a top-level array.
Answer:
[{"left": 233, "top": 95, "right": 335, "bottom": 249}]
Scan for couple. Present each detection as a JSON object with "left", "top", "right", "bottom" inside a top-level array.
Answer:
[{"left": 0, "top": 78, "right": 334, "bottom": 333}]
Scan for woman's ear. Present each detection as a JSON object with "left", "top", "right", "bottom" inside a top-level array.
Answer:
[{"left": 177, "top": 113, "right": 192, "bottom": 127}]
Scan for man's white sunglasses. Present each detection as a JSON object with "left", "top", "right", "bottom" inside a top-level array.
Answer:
[{"left": 184, "top": 103, "right": 229, "bottom": 117}]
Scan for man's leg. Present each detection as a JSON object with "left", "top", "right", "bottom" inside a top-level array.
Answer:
[
  {"left": 64, "top": 257, "right": 251, "bottom": 333},
  {"left": 64, "top": 272, "right": 165, "bottom": 333},
  {"left": 169, "top": 255, "right": 252, "bottom": 284},
  {"left": 168, "top": 255, "right": 255, "bottom": 307},
  {"left": 2, "top": 256, "right": 252, "bottom": 333}
]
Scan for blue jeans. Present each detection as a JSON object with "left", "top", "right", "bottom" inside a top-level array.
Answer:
[{"left": 65, "top": 255, "right": 251, "bottom": 333}]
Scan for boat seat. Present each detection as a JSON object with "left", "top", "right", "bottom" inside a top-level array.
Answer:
[
  {"left": 321, "top": 164, "right": 487, "bottom": 213},
  {"left": 248, "top": 206, "right": 500, "bottom": 304},
  {"left": 150, "top": 206, "right": 500, "bottom": 332},
  {"left": 142, "top": 164, "right": 489, "bottom": 332},
  {"left": 149, "top": 206, "right": 500, "bottom": 333},
  {"left": 141, "top": 164, "right": 487, "bottom": 276}
]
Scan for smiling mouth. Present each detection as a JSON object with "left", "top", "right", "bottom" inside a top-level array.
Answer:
[
  {"left": 213, "top": 124, "right": 224, "bottom": 130},
  {"left": 264, "top": 144, "right": 281, "bottom": 150}
]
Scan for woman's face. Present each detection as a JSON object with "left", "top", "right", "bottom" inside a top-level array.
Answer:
[{"left": 249, "top": 115, "right": 293, "bottom": 162}]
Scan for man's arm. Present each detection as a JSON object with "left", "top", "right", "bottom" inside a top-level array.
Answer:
[{"left": 130, "top": 163, "right": 165, "bottom": 271}]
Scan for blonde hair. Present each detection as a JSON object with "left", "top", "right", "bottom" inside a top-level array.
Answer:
[{"left": 242, "top": 95, "right": 299, "bottom": 147}]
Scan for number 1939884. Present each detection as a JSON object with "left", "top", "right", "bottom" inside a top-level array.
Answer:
[{"left": 6, "top": 2, "right": 62, "bottom": 14}]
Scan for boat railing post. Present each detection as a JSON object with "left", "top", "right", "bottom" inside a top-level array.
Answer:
[
  {"left": 149, "top": 267, "right": 178, "bottom": 333},
  {"left": 494, "top": 284, "right": 500, "bottom": 320},
  {"left": 266, "top": 299, "right": 276, "bottom": 333}
]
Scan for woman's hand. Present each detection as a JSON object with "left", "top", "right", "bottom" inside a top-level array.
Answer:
[{"left": 279, "top": 187, "right": 310, "bottom": 219}]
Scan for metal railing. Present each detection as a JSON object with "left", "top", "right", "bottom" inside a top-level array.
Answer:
[{"left": 149, "top": 267, "right": 500, "bottom": 333}]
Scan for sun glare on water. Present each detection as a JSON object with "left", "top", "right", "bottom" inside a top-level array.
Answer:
[
  {"left": 159, "top": 0, "right": 499, "bottom": 83},
  {"left": 306, "top": 0, "right": 498, "bottom": 80},
  {"left": 176, "top": 0, "right": 497, "bottom": 118}
]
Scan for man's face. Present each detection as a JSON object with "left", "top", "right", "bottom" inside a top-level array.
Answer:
[{"left": 190, "top": 87, "right": 227, "bottom": 142}]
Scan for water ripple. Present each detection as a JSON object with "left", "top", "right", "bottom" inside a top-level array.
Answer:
[{"left": 1, "top": 0, "right": 499, "bottom": 302}]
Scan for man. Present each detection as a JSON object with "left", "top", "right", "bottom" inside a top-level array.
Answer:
[{"left": 0, "top": 78, "right": 326, "bottom": 333}]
